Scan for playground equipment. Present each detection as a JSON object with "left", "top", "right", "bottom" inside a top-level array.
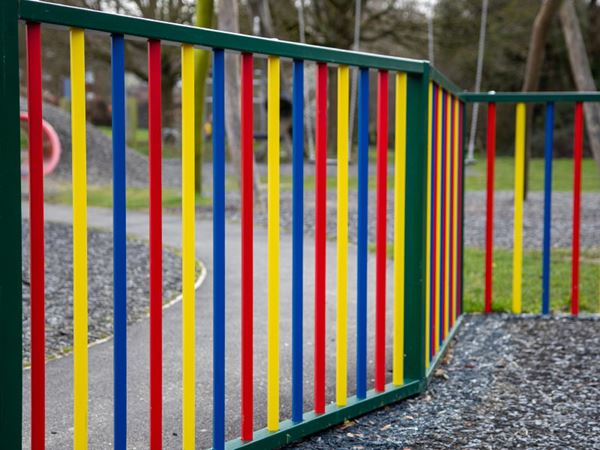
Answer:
[
  {"left": 20, "top": 111, "right": 62, "bottom": 177},
  {"left": 0, "top": 1, "right": 597, "bottom": 449}
]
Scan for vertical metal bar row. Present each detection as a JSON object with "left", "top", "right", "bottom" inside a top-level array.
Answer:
[
  {"left": 337, "top": 64, "right": 349, "bottom": 406},
  {"left": 356, "top": 67, "right": 369, "bottom": 399},
  {"left": 181, "top": 43, "right": 196, "bottom": 449},
  {"left": 375, "top": 70, "right": 389, "bottom": 392},
  {"left": 111, "top": 33, "right": 127, "bottom": 450},
  {"left": 449, "top": 96, "right": 457, "bottom": 328},
  {"left": 291, "top": 59, "right": 304, "bottom": 423},
  {"left": 459, "top": 102, "right": 466, "bottom": 318},
  {"left": 484, "top": 102, "right": 496, "bottom": 313},
  {"left": 26, "top": 21, "right": 45, "bottom": 450},
  {"left": 452, "top": 97, "right": 460, "bottom": 325},
  {"left": 148, "top": 38, "right": 163, "bottom": 450},
  {"left": 70, "top": 28, "right": 89, "bottom": 450},
  {"left": 393, "top": 72, "right": 407, "bottom": 385},
  {"left": 213, "top": 48, "right": 226, "bottom": 450},
  {"left": 512, "top": 103, "right": 526, "bottom": 314},
  {"left": 571, "top": 102, "right": 583, "bottom": 316},
  {"left": 267, "top": 55, "right": 280, "bottom": 431},
  {"left": 240, "top": 52, "right": 254, "bottom": 440},
  {"left": 314, "top": 62, "right": 328, "bottom": 414},
  {"left": 542, "top": 102, "right": 554, "bottom": 315}
]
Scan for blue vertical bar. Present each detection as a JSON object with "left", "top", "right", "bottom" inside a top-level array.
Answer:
[
  {"left": 542, "top": 102, "right": 554, "bottom": 315},
  {"left": 356, "top": 67, "right": 369, "bottom": 400},
  {"left": 213, "top": 48, "right": 226, "bottom": 450},
  {"left": 429, "top": 85, "right": 437, "bottom": 360},
  {"left": 292, "top": 59, "right": 304, "bottom": 423},
  {"left": 439, "top": 90, "right": 446, "bottom": 347},
  {"left": 111, "top": 33, "right": 127, "bottom": 450}
]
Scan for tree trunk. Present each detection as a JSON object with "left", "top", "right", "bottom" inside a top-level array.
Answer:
[
  {"left": 560, "top": 0, "right": 600, "bottom": 176},
  {"left": 521, "top": 0, "right": 563, "bottom": 200},
  {"left": 194, "top": 0, "right": 214, "bottom": 194},
  {"left": 219, "top": 0, "right": 263, "bottom": 204}
]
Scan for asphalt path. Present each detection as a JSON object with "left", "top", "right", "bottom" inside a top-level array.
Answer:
[{"left": 22, "top": 203, "right": 396, "bottom": 449}]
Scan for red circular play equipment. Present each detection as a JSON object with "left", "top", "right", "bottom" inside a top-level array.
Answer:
[{"left": 20, "top": 111, "right": 62, "bottom": 177}]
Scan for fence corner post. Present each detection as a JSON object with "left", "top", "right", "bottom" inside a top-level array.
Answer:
[
  {"left": 0, "top": 0, "right": 23, "bottom": 447},
  {"left": 403, "top": 62, "right": 430, "bottom": 389}
]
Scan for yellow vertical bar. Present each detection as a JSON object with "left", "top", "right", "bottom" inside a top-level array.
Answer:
[
  {"left": 425, "top": 82, "right": 432, "bottom": 368},
  {"left": 452, "top": 97, "right": 459, "bottom": 323},
  {"left": 513, "top": 102, "right": 525, "bottom": 314},
  {"left": 337, "top": 65, "right": 349, "bottom": 406},
  {"left": 434, "top": 88, "right": 443, "bottom": 354},
  {"left": 393, "top": 73, "right": 407, "bottom": 385},
  {"left": 181, "top": 43, "right": 196, "bottom": 449},
  {"left": 267, "top": 55, "right": 280, "bottom": 431},
  {"left": 444, "top": 95, "right": 452, "bottom": 337},
  {"left": 70, "top": 28, "right": 88, "bottom": 450}
]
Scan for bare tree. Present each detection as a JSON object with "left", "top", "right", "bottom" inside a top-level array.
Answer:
[
  {"left": 521, "top": 0, "right": 563, "bottom": 199},
  {"left": 219, "top": 0, "right": 262, "bottom": 202},
  {"left": 560, "top": 0, "right": 600, "bottom": 176}
]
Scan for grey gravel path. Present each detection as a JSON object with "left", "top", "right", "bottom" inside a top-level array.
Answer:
[
  {"left": 21, "top": 220, "right": 183, "bottom": 364},
  {"left": 291, "top": 314, "right": 600, "bottom": 449}
]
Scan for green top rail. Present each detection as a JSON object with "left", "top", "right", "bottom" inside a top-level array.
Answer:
[
  {"left": 19, "top": 0, "right": 427, "bottom": 75},
  {"left": 430, "top": 66, "right": 462, "bottom": 96},
  {"left": 461, "top": 91, "right": 600, "bottom": 103}
]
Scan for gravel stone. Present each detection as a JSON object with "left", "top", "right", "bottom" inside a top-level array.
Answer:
[
  {"left": 291, "top": 314, "right": 600, "bottom": 449},
  {"left": 21, "top": 220, "right": 183, "bottom": 363}
]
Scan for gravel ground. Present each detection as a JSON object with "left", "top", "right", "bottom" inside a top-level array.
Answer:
[
  {"left": 291, "top": 314, "right": 600, "bottom": 449},
  {"left": 21, "top": 220, "right": 183, "bottom": 363},
  {"left": 216, "top": 189, "right": 600, "bottom": 250}
]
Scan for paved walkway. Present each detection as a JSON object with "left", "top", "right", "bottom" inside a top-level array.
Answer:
[{"left": 22, "top": 204, "right": 396, "bottom": 449}]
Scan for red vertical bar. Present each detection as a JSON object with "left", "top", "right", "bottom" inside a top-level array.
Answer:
[
  {"left": 484, "top": 103, "right": 496, "bottom": 314},
  {"left": 375, "top": 70, "right": 388, "bottom": 392},
  {"left": 148, "top": 39, "right": 163, "bottom": 450},
  {"left": 314, "top": 62, "right": 327, "bottom": 414},
  {"left": 449, "top": 98, "right": 456, "bottom": 329},
  {"left": 571, "top": 102, "right": 583, "bottom": 316},
  {"left": 240, "top": 53, "right": 254, "bottom": 440},
  {"left": 27, "top": 21, "right": 45, "bottom": 450}
]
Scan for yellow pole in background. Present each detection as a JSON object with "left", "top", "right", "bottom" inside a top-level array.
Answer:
[
  {"left": 181, "top": 43, "right": 196, "bottom": 449},
  {"left": 512, "top": 102, "right": 526, "bottom": 314},
  {"left": 267, "top": 55, "right": 280, "bottom": 431},
  {"left": 70, "top": 28, "right": 88, "bottom": 450},
  {"left": 434, "top": 88, "right": 443, "bottom": 354},
  {"left": 337, "top": 65, "right": 349, "bottom": 406},
  {"left": 425, "top": 82, "right": 433, "bottom": 368},
  {"left": 393, "top": 72, "right": 407, "bottom": 385}
]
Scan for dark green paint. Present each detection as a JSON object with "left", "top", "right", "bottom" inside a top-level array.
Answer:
[
  {"left": 225, "top": 381, "right": 422, "bottom": 450},
  {"left": 0, "top": 0, "right": 23, "bottom": 448},
  {"left": 19, "top": 0, "right": 424, "bottom": 74},
  {"left": 461, "top": 92, "right": 600, "bottom": 103},
  {"left": 430, "top": 66, "right": 462, "bottom": 95},
  {"left": 403, "top": 65, "right": 430, "bottom": 384}
]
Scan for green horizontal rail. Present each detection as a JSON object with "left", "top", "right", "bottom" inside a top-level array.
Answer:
[
  {"left": 430, "top": 66, "right": 462, "bottom": 96},
  {"left": 226, "top": 380, "right": 423, "bottom": 450},
  {"left": 461, "top": 91, "right": 600, "bottom": 103},
  {"left": 19, "top": 0, "right": 425, "bottom": 74}
]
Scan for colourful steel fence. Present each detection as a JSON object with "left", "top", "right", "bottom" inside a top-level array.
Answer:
[
  {"left": 461, "top": 91, "right": 600, "bottom": 316},
  {"left": 18, "top": 0, "right": 600, "bottom": 449}
]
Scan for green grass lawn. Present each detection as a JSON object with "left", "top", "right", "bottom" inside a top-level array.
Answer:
[
  {"left": 463, "top": 247, "right": 599, "bottom": 314},
  {"left": 377, "top": 244, "right": 599, "bottom": 314},
  {"left": 45, "top": 185, "right": 211, "bottom": 210}
]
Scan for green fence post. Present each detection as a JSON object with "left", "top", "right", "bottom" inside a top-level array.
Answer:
[
  {"left": 403, "top": 64, "right": 430, "bottom": 387},
  {"left": 0, "top": 0, "right": 23, "bottom": 447}
]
